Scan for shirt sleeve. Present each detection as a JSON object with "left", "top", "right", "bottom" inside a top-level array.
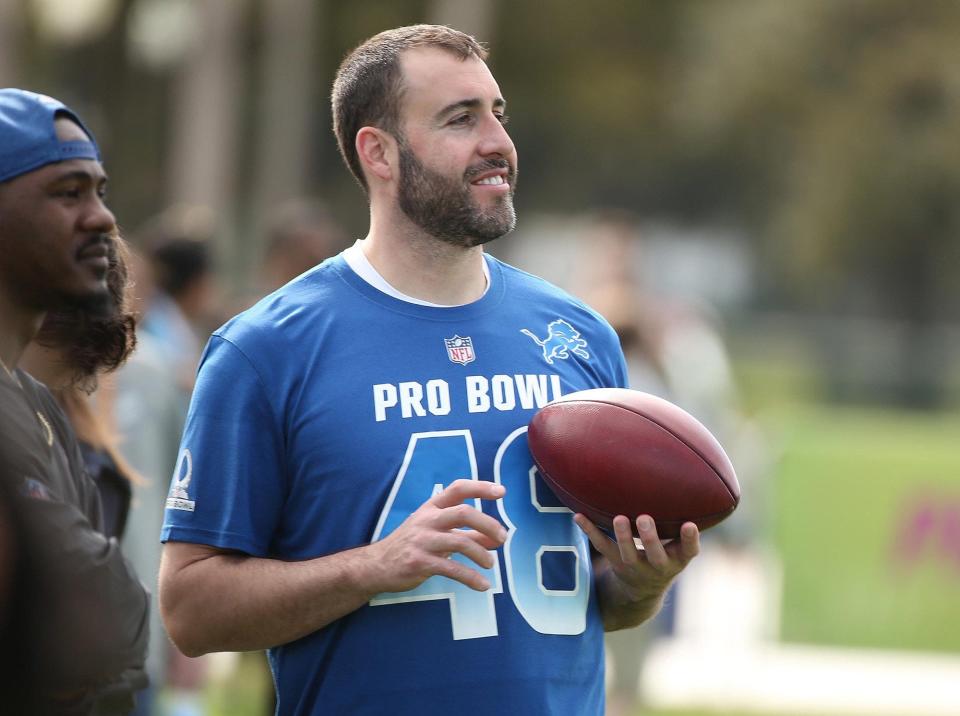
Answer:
[
  {"left": 13, "top": 382, "right": 149, "bottom": 694},
  {"left": 21, "top": 494, "right": 150, "bottom": 691},
  {"left": 160, "top": 334, "right": 286, "bottom": 556}
]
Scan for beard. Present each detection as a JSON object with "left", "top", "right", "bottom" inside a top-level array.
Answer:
[
  {"left": 396, "top": 139, "right": 517, "bottom": 248},
  {"left": 9, "top": 264, "right": 113, "bottom": 319},
  {"left": 54, "top": 237, "right": 115, "bottom": 319},
  {"left": 56, "top": 286, "right": 113, "bottom": 319}
]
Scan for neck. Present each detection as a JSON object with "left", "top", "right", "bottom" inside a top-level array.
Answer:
[
  {"left": 19, "top": 342, "right": 75, "bottom": 390},
  {"left": 363, "top": 205, "right": 487, "bottom": 305},
  {"left": 0, "top": 287, "right": 45, "bottom": 374}
]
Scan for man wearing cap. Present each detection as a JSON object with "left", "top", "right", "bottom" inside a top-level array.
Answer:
[{"left": 0, "top": 88, "right": 149, "bottom": 714}]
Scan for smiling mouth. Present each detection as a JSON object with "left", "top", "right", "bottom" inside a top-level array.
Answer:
[
  {"left": 473, "top": 175, "right": 507, "bottom": 186},
  {"left": 466, "top": 158, "right": 514, "bottom": 188}
]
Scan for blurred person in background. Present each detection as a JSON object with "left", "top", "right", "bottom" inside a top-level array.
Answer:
[
  {"left": 572, "top": 212, "right": 672, "bottom": 395},
  {"left": 575, "top": 214, "right": 675, "bottom": 716},
  {"left": 576, "top": 213, "right": 766, "bottom": 714},
  {"left": 159, "top": 25, "right": 700, "bottom": 715},
  {"left": 0, "top": 88, "right": 148, "bottom": 714},
  {"left": 231, "top": 197, "right": 350, "bottom": 316},
  {"left": 125, "top": 211, "right": 220, "bottom": 716},
  {"left": 258, "top": 198, "right": 350, "bottom": 295},
  {"left": 117, "top": 237, "right": 211, "bottom": 716},
  {"left": 573, "top": 212, "right": 748, "bottom": 514},
  {"left": 135, "top": 205, "right": 218, "bottom": 401}
]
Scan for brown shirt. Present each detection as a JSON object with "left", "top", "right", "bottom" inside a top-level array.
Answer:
[{"left": 0, "top": 368, "right": 149, "bottom": 714}]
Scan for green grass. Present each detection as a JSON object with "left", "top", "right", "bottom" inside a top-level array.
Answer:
[
  {"left": 203, "top": 652, "right": 272, "bottom": 716},
  {"left": 773, "top": 405, "right": 960, "bottom": 653},
  {"left": 733, "top": 343, "right": 960, "bottom": 653}
]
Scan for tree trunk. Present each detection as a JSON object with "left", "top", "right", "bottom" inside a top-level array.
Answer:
[
  {"left": 427, "top": 0, "right": 495, "bottom": 42},
  {"left": 247, "top": 0, "right": 319, "bottom": 277},
  {"left": 0, "top": 0, "right": 23, "bottom": 86},
  {"left": 167, "top": 0, "right": 246, "bottom": 264}
]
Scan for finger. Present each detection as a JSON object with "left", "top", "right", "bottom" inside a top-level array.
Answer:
[
  {"left": 433, "top": 556, "right": 492, "bottom": 592},
  {"left": 432, "top": 503, "right": 507, "bottom": 545},
  {"left": 677, "top": 521, "right": 701, "bottom": 563},
  {"left": 430, "top": 531, "right": 497, "bottom": 570},
  {"left": 574, "top": 514, "right": 621, "bottom": 564},
  {"left": 612, "top": 515, "right": 640, "bottom": 566},
  {"left": 460, "top": 528, "right": 503, "bottom": 551},
  {"left": 635, "top": 515, "right": 669, "bottom": 569},
  {"left": 432, "top": 479, "right": 505, "bottom": 509}
]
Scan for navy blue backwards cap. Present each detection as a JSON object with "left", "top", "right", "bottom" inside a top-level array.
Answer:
[{"left": 0, "top": 88, "right": 101, "bottom": 184}]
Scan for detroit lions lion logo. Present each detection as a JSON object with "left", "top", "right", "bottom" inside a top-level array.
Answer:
[{"left": 521, "top": 319, "right": 591, "bottom": 365}]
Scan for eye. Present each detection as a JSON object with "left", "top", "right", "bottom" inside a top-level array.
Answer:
[
  {"left": 495, "top": 113, "right": 510, "bottom": 126},
  {"left": 449, "top": 113, "right": 475, "bottom": 127}
]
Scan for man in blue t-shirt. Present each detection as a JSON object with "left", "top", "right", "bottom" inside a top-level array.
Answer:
[{"left": 159, "top": 24, "right": 700, "bottom": 716}]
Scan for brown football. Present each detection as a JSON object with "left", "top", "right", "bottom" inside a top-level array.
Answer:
[{"left": 527, "top": 388, "right": 739, "bottom": 539}]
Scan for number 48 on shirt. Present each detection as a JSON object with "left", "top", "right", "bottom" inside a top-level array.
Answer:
[{"left": 370, "top": 428, "right": 590, "bottom": 640}]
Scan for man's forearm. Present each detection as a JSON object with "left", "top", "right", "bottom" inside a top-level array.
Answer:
[
  {"left": 161, "top": 479, "right": 508, "bottom": 655},
  {"left": 25, "top": 498, "right": 149, "bottom": 688},
  {"left": 159, "top": 542, "right": 384, "bottom": 656}
]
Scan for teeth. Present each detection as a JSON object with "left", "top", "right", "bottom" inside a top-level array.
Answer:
[{"left": 475, "top": 175, "right": 505, "bottom": 186}]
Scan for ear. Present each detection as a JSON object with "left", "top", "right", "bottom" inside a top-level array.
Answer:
[{"left": 356, "top": 127, "right": 396, "bottom": 184}]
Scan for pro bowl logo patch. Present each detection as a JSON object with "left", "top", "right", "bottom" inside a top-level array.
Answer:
[
  {"left": 21, "top": 477, "right": 52, "bottom": 501},
  {"left": 521, "top": 319, "right": 590, "bottom": 365},
  {"left": 444, "top": 335, "right": 476, "bottom": 366},
  {"left": 166, "top": 448, "right": 196, "bottom": 512}
]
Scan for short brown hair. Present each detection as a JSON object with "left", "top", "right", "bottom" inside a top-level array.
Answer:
[{"left": 331, "top": 24, "right": 488, "bottom": 191}]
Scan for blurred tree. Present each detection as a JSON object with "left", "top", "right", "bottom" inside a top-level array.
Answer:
[
  {"left": 669, "top": 0, "right": 960, "bottom": 404},
  {"left": 245, "top": 0, "right": 322, "bottom": 282},
  {"left": 167, "top": 0, "right": 245, "bottom": 231},
  {"left": 427, "top": 0, "right": 494, "bottom": 41},
  {"left": 8, "top": 0, "right": 958, "bottom": 405},
  {"left": 491, "top": 0, "right": 687, "bottom": 214},
  {"left": 671, "top": 1, "right": 960, "bottom": 313},
  {"left": 0, "top": 0, "right": 24, "bottom": 85},
  {"left": 250, "top": 0, "right": 320, "bottom": 233}
]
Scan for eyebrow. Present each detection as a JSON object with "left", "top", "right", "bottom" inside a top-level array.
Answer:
[
  {"left": 434, "top": 97, "right": 506, "bottom": 122},
  {"left": 48, "top": 169, "right": 109, "bottom": 185}
]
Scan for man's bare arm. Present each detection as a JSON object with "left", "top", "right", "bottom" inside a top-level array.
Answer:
[{"left": 159, "top": 479, "right": 507, "bottom": 656}]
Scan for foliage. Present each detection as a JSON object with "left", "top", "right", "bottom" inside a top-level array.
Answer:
[
  {"left": 11, "top": 0, "right": 960, "bottom": 323},
  {"left": 495, "top": 0, "right": 960, "bottom": 323}
]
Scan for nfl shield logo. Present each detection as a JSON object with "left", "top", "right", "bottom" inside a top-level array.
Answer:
[{"left": 444, "top": 335, "right": 476, "bottom": 365}]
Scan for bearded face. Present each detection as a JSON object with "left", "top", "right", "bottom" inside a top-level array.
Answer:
[{"left": 396, "top": 136, "right": 518, "bottom": 248}]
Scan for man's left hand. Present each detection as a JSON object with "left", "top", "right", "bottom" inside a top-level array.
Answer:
[{"left": 575, "top": 513, "right": 699, "bottom": 628}]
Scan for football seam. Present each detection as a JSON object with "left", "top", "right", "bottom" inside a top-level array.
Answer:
[{"left": 553, "top": 399, "right": 739, "bottom": 505}]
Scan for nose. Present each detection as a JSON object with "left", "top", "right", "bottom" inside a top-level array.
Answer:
[
  {"left": 478, "top": 114, "right": 516, "bottom": 161},
  {"left": 81, "top": 195, "right": 117, "bottom": 235}
]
